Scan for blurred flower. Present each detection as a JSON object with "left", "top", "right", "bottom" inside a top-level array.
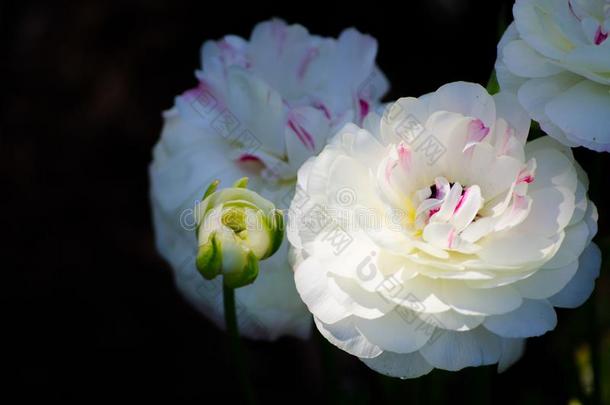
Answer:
[
  {"left": 195, "top": 178, "right": 283, "bottom": 289},
  {"left": 150, "top": 19, "right": 388, "bottom": 340},
  {"left": 288, "top": 82, "right": 600, "bottom": 378},
  {"left": 495, "top": 0, "right": 610, "bottom": 152}
]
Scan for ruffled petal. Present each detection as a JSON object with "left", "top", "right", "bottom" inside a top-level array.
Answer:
[
  {"left": 483, "top": 299, "right": 557, "bottom": 338},
  {"left": 314, "top": 316, "right": 382, "bottom": 358},
  {"left": 497, "top": 338, "right": 526, "bottom": 373},
  {"left": 419, "top": 327, "right": 502, "bottom": 371},
  {"left": 360, "top": 350, "right": 434, "bottom": 378},
  {"left": 548, "top": 243, "right": 601, "bottom": 308}
]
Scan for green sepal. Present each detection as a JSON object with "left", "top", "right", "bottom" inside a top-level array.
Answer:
[
  {"left": 232, "top": 177, "right": 249, "bottom": 189},
  {"left": 261, "top": 209, "right": 284, "bottom": 259},
  {"left": 223, "top": 250, "right": 259, "bottom": 289},
  {"left": 195, "top": 180, "right": 221, "bottom": 234},
  {"left": 196, "top": 232, "right": 222, "bottom": 280},
  {"left": 202, "top": 179, "right": 220, "bottom": 200}
]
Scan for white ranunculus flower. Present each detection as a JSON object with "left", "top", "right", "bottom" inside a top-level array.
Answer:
[
  {"left": 288, "top": 82, "right": 600, "bottom": 377},
  {"left": 495, "top": 0, "right": 610, "bottom": 152},
  {"left": 149, "top": 19, "right": 388, "bottom": 340}
]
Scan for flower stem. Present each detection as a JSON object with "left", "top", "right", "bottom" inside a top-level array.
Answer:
[{"left": 223, "top": 284, "right": 256, "bottom": 404}]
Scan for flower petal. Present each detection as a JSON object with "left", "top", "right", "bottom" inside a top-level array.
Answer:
[
  {"left": 502, "top": 39, "right": 564, "bottom": 77},
  {"left": 294, "top": 257, "right": 348, "bottom": 324},
  {"left": 285, "top": 106, "right": 331, "bottom": 171},
  {"left": 483, "top": 299, "right": 557, "bottom": 338},
  {"left": 497, "top": 338, "right": 526, "bottom": 373},
  {"left": 427, "top": 82, "right": 496, "bottom": 128},
  {"left": 419, "top": 327, "right": 502, "bottom": 371},
  {"left": 314, "top": 316, "right": 382, "bottom": 358},
  {"left": 441, "top": 281, "right": 522, "bottom": 316},
  {"left": 545, "top": 79, "right": 610, "bottom": 151},
  {"left": 224, "top": 67, "right": 287, "bottom": 156},
  {"left": 354, "top": 309, "right": 433, "bottom": 354},
  {"left": 515, "top": 259, "right": 579, "bottom": 299},
  {"left": 360, "top": 350, "right": 434, "bottom": 378},
  {"left": 548, "top": 243, "right": 601, "bottom": 308}
]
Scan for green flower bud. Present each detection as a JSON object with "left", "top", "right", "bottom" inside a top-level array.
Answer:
[{"left": 194, "top": 177, "right": 284, "bottom": 288}]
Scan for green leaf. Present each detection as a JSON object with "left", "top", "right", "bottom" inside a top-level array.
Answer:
[{"left": 486, "top": 70, "right": 500, "bottom": 95}]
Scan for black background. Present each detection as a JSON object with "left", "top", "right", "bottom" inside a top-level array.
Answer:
[{"left": 4, "top": 0, "right": 609, "bottom": 403}]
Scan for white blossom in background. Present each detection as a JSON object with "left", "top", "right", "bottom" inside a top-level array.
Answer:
[
  {"left": 288, "top": 82, "right": 600, "bottom": 377},
  {"left": 496, "top": 0, "right": 610, "bottom": 152},
  {"left": 149, "top": 19, "right": 389, "bottom": 340}
]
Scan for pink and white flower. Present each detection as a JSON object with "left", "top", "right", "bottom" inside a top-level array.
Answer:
[
  {"left": 288, "top": 82, "right": 600, "bottom": 377},
  {"left": 496, "top": 0, "right": 610, "bottom": 151},
  {"left": 149, "top": 19, "right": 388, "bottom": 340}
]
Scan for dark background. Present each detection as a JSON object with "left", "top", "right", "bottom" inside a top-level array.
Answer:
[{"left": 3, "top": 0, "right": 609, "bottom": 403}]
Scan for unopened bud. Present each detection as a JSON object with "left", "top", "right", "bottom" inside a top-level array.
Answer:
[{"left": 194, "top": 177, "right": 284, "bottom": 288}]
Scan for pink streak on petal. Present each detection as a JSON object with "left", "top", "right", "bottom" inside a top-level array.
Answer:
[
  {"left": 312, "top": 101, "right": 332, "bottom": 120},
  {"left": 467, "top": 119, "right": 490, "bottom": 142},
  {"left": 454, "top": 187, "right": 470, "bottom": 214},
  {"left": 517, "top": 173, "right": 534, "bottom": 184},
  {"left": 397, "top": 143, "right": 411, "bottom": 171},
  {"left": 594, "top": 26, "right": 608, "bottom": 45},
  {"left": 182, "top": 80, "right": 224, "bottom": 113},
  {"left": 184, "top": 81, "right": 208, "bottom": 99},
  {"left": 429, "top": 207, "right": 440, "bottom": 217},
  {"left": 511, "top": 194, "right": 527, "bottom": 213},
  {"left": 238, "top": 154, "right": 262, "bottom": 163},
  {"left": 520, "top": 175, "right": 534, "bottom": 184},
  {"left": 507, "top": 194, "right": 528, "bottom": 219},
  {"left": 271, "top": 21, "right": 287, "bottom": 55},
  {"left": 447, "top": 228, "right": 456, "bottom": 249},
  {"left": 297, "top": 48, "right": 319, "bottom": 80},
  {"left": 217, "top": 39, "right": 233, "bottom": 64},
  {"left": 359, "top": 98, "right": 370, "bottom": 121},
  {"left": 498, "top": 126, "right": 514, "bottom": 156},
  {"left": 288, "top": 118, "right": 316, "bottom": 151},
  {"left": 217, "top": 39, "right": 250, "bottom": 69},
  {"left": 463, "top": 119, "right": 490, "bottom": 153},
  {"left": 517, "top": 166, "right": 535, "bottom": 184},
  {"left": 385, "top": 159, "right": 397, "bottom": 182}
]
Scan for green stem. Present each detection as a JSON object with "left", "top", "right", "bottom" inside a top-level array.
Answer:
[{"left": 223, "top": 284, "right": 256, "bottom": 404}]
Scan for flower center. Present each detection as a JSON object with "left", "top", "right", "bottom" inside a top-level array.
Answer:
[
  {"left": 413, "top": 178, "right": 482, "bottom": 232},
  {"left": 221, "top": 207, "right": 247, "bottom": 234},
  {"left": 397, "top": 177, "right": 486, "bottom": 253}
]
